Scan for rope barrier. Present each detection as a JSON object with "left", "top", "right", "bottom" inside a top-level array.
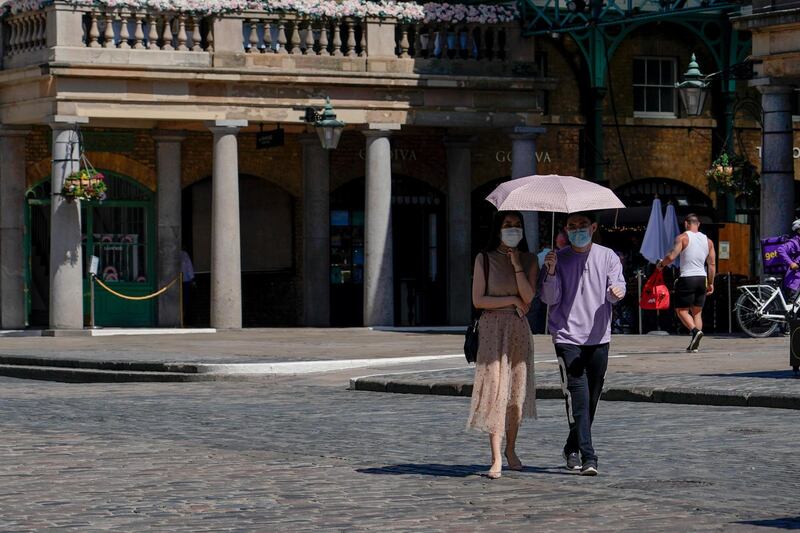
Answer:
[{"left": 93, "top": 275, "right": 180, "bottom": 301}]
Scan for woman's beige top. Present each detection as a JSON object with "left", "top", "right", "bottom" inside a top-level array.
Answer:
[{"left": 484, "top": 249, "right": 536, "bottom": 306}]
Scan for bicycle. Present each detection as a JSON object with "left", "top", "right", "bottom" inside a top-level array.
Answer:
[{"left": 734, "top": 277, "right": 799, "bottom": 338}]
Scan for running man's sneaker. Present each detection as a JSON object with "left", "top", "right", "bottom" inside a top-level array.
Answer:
[
  {"left": 686, "top": 331, "right": 697, "bottom": 351},
  {"left": 562, "top": 450, "right": 581, "bottom": 471},
  {"left": 687, "top": 330, "right": 704, "bottom": 352},
  {"left": 580, "top": 460, "right": 598, "bottom": 476}
]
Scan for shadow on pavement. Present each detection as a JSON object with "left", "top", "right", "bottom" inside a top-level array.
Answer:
[
  {"left": 703, "top": 371, "right": 800, "bottom": 380},
  {"left": 357, "top": 464, "right": 571, "bottom": 477},
  {"left": 735, "top": 517, "right": 800, "bottom": 529}
]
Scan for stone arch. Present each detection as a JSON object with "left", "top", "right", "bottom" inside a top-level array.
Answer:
[
  {"left": 26, "top": 152, "right": 157, "bottom": 191},
  {"left": 181, "top": 161, "right": 302, "bottom": 197},
  {"left": 613, "top": 177, "right": 713, "bottom": 210}
]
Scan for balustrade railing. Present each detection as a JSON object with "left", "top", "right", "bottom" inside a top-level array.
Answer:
[
  {"left": 1, "top": 4, "right": 521, "bottom": 72},
  {"left": 242, "top": 15, "right": 365, "bottom": 57},
  {"left": 4, "top": 11, "right": 47, "bottom": 57},
  {"left": 82, "top": 9, "right": 213, "bottom": 51},
  {"left": 395, "top": 23, "right": 508, "bottom": 61}
]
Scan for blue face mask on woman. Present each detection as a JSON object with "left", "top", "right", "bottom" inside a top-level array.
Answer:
[{"left": 567, "top": 228, "right": 592, "bottom": 248}]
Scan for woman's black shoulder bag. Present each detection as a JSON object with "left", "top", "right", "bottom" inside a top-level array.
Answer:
[{"left": 464, "top": 252, "right": 489, "bottom": 364}]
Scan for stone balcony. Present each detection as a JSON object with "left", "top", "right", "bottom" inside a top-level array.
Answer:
[{"left": 0, "top": 2, "right": 554, "bottom": 128}]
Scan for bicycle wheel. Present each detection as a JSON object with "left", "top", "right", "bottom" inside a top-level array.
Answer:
[{"left": 735, "top": 290, "right": 781, "bottom": 338}]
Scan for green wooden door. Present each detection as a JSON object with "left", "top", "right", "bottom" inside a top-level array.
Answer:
[{"left": 25, "top": 172, "right": 157, "bottom": 327}]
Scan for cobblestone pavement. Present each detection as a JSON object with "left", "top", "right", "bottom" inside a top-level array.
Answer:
[{"left": 0, "top": 376, "right": 798, "bottom": 531}]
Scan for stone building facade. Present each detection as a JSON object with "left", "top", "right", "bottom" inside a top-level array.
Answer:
[{"left": 0, "top": 1, "right": 797, "bottom": 329}]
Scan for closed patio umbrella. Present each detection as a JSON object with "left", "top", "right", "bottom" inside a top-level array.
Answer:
[
  {"left": 640, "top": 197, "right": 670, "bottom": 265},
  {"left": 639, "top": 196, "right": 672, "bottom": 334},
  {"left": 663, "top": 202, "right": 682, "bottom": 268}
]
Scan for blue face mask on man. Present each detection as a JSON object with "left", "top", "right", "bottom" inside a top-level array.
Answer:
[{"left": 567, "top": 228, "right": 592, "bottom": 248}]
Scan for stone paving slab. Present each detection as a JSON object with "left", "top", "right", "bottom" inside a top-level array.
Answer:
[
  {"left": 0, "top": 376, "right": 798, "bottom": 530},
  {"left": 351, "top": 366, "right": 800, "bottom": 409},
  {"left": 0, "top": 328, "right": 467, "bottom": 363},
  {"left": 0, "top": 329, "right": 788, "bottom": 369}
]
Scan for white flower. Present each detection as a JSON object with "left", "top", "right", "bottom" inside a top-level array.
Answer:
[{"left": 2, "top": 0, "right": 519, "bottom": 23}]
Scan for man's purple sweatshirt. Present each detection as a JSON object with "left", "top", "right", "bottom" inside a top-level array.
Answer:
[{"left": 540, "top": 243, "right": 626, "bottom": 346}]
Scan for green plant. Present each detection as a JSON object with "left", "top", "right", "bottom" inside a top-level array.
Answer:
[
  {"left": 62, "top": 168, "right": 107, "bottom": 202},
  {"left": 706, "top": 152, "right": 760, "bottom": 198}
]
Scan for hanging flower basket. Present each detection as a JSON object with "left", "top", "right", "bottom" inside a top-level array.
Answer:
[
  {"left": 705, "top": 152, "right": 760, "bottom": 198},
  {"left": 62, "top": 168, "right": 107, "bottom": 202}
]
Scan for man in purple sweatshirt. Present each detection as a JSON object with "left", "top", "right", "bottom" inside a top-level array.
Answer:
[{"left": 541, "top": 212, "right": 626, "bottom": 476}]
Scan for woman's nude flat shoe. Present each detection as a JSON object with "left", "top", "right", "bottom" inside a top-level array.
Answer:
[{"left": 505, "top": 453, "right": 523, "bottom": 471}]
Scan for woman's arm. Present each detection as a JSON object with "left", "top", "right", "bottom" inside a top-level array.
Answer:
[
  {"left": 512, "top": 253, "right": 537, "bottom": 305},
  {"left": 472, "top": 254, "right": 523, "bottom": 310}
]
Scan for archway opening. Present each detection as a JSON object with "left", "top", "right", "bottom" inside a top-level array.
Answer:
[
  {"left": 181, "top": 174, "right": 297, "bottom": 327},
  {"left": 330, "top": 175, "right": 446, "bottom": 326}
]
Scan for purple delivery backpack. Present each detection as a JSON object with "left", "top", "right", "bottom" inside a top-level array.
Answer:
[{"left": 761, "top": 234, "right": 790, "bottom": 274}]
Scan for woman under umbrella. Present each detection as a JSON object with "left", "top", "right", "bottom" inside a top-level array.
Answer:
[{"left": 467, "top": 210, "right": 539, "bottom": 479}]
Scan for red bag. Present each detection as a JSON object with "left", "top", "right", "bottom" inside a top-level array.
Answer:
[{"left": 640, "top": 270, "right": 670, "bottom": 311}]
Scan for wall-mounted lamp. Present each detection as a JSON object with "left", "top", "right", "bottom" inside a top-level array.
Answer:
[
  {"left": 304, "top": 97, "right": 345, "bottom": 150},
  {"left": 675, "top": 54, "right": 709, "bottom": 117}
]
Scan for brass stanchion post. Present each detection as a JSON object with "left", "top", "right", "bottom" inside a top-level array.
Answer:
[{"left": 90, "top": 273, "right": 96, "bottom": 329}]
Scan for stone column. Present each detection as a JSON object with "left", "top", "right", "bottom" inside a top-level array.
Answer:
[
  {"left": 49, "top": 117, "right": 88, "bottom": 330},
  {"left": 300, "top": 135, "right": 331, "bottom": 327},
  {"left": 206, "top": 120, "right": 247, "bottom": 329},
  {"left": 759, "top": 86, "right": 796, "bottom": 243},
  {"left": 445, "top": 135, "right": 474, "bottom": 326},
  {"left": 510, "top": 126, "right": 547, "bottom": 252},
  {"left": 0, "top": 127, "right": 30, "bottom": 329},
  {"left": 363, "top": 129, "right": 394, "bottom": 327},
  {"left": 154, "top": 131, "right": 185, "bottom": 327}
]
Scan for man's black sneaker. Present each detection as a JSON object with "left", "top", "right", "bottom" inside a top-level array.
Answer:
[
  {"left": 580, "top": 461, "right": 598, "bottom": 476},
  {"left": 687, "top": 330, "right": 704, "bottom": 352},
  {"left": 562, "top": 450, "right": 581, "bottom": 471}
]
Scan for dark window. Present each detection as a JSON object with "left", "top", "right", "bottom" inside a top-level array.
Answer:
[{"left": 633, "top": 57, "right": 677, "bottom": 116}]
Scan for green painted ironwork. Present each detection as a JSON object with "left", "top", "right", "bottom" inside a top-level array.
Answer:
[
  {"left": 23, "top": 171, "right": 157, "bottom": 327},
  {"left": 518, "top": 0, "right": 752, "bottom": 208}
]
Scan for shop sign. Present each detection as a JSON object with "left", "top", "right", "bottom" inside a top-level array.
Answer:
[
  {"left": 719, "top": 241, "right": 730, "bottom": 260},
  {"left": 755, "top": 146, "right": 800, "bottom": 159},
  {"left": 256, "top": 127, "right": 284, "bottom": 149},
  {"left": 494, "top": 151, "right": 552, "bottom": 164},
  {"left": 82, "top": 131, "right": 135, "bottom": 153},
  {"left": 358, "top": 149, "right": 417, "bottom": 161}
]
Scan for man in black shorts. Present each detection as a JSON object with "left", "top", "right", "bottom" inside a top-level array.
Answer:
[{"left": 657, "top": 214, "right": 716, "bottom": 352}]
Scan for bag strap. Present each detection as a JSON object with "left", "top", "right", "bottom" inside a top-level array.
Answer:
[{"left": 471, "top": 252, "right": 490, "bottom": 322}]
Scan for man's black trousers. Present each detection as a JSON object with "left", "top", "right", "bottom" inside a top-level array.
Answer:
[{"left": 555, "top": 343, "right": 609, "bottom": 463}]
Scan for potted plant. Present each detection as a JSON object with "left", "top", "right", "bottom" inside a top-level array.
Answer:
[
  {"left": 62, "top": 168, "right": 107, "bottom": 202},
  {"left": 705, "top": 152, "right": 760, "bottom": 198}
]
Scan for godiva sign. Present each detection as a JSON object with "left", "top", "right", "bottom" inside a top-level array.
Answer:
[
  {"left": 354, "top": 148, "right": 554, "bottom": 164},
  {"left": 494, "top": 151, "right": 552, "bottom": 163}
]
